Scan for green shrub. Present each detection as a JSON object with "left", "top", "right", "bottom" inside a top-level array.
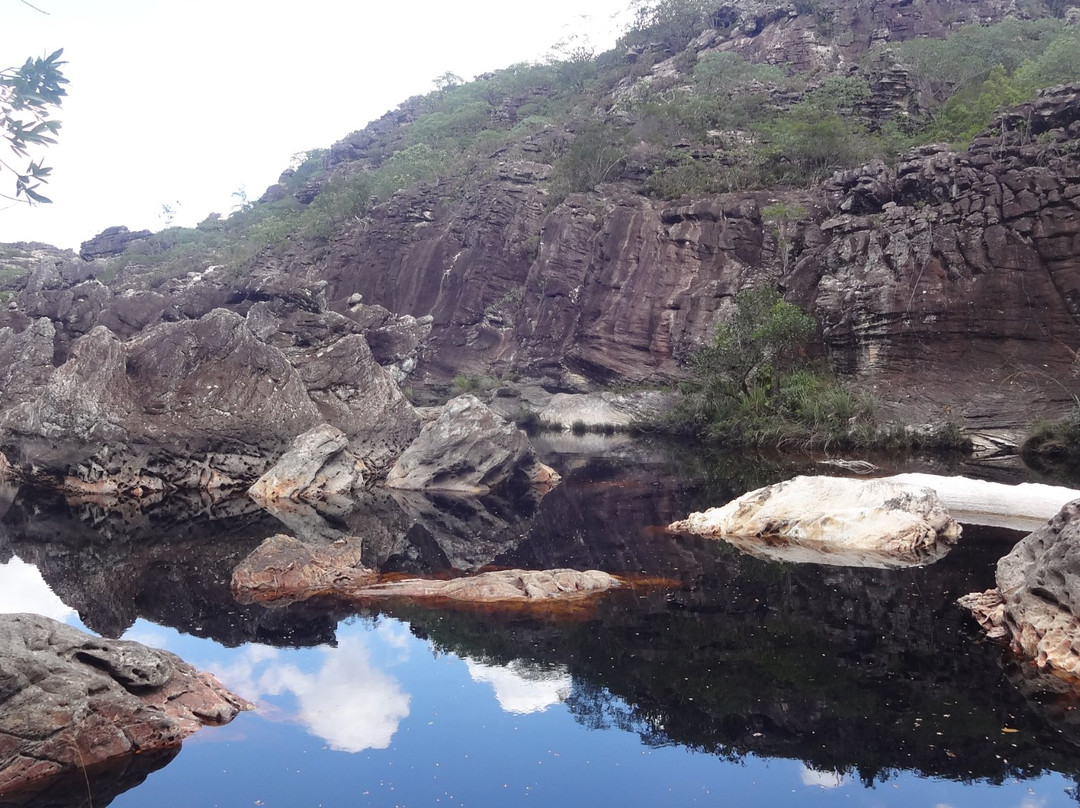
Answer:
[{"left": 674, "top": 287, "right": 882, "bottom": 448}]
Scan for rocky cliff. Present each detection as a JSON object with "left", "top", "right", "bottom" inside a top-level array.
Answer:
[
  {"left": 1, "top": 0, "right": 1079, "bottom": 461},
  {"left": 268, "top": 84, "right": 1080, "bottom": 430}
]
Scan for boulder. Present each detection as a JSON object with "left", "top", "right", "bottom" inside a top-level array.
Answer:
[
  {"left": 231, "top": 534, "right": 619, "bottom": 607},
  {"left": 960, "top": 500, "right": 1080, "bottom": 677},
  {"left": 668, "top": 475, "right": 961, "bottom": 568},
  {"left": 385, "top": 395, "right": 560, "bottom": 495},
  {"left": 231, "top": 534, "right": 376, "bottom": 605},
  {"left": 249, "top": 424, "right": 366, "bottom": 504},
  {"left": 2, "top": 310, "right": 322, "bottom": 468},
  {"left": 0, "top": 613, "right": 251, "bottom": 800},
  {"left": 0, "top": 318, "right": 57, "bottom": 410},
  {"left": 245, "top": 302, "right": 422, "bottom": 472}
]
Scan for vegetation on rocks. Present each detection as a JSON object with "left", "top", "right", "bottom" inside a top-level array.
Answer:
[{"left": 673, "top": 288, "right": 876, "bottom": 447}]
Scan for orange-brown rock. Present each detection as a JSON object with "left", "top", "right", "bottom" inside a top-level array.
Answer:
[{"left": 231, "top": 533, "right": 620, "bottom": 609}]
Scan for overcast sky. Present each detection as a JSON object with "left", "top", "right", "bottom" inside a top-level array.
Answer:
[{"left": 2, "top": 0, "right": 631, "bottom": 249}]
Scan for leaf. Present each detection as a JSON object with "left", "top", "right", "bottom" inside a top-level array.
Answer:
[{"left": 22, "top": 186, "right": 52, "bottom": 204}]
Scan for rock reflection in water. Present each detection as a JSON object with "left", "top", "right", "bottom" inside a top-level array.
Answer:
[{"left": 5, "top": 444, "right": 1080, "bottom": 795}]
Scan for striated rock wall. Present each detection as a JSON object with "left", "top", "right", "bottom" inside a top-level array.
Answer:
[{"left": 274, "top": 85, "right": 1080, "bottom": 429}]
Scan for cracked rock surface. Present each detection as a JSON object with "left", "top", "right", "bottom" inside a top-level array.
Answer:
[{"left": 0, "top": 613, "right": 252, "bottom": 800}]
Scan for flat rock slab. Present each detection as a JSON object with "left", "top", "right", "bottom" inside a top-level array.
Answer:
[
  {"left": 0, "top": 613, "right": 252, "bottom": 801},
  {"left": 960, "top": 499, "right": 1080, "bottom": 678},
  {"left": 669, "top": 475, "right": 961, "bottom": 569},
  {"left": 880, "top": 473, "right": 1080, "bottom": 532},
  {"left": 231, "top": 534, "right": 620, "bottom": 610}
]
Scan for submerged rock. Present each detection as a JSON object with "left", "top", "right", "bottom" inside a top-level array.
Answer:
[
  {"left": 960, "top": 499, "right": 1080, "bottom": 678},
  {"left": 0, "top": 613, "right": 251, "bottom": 800},
  {"left": 385, "top": 395, "right": 560, "bottom": 495},
  {"left": 231, "top": 533, "right": 619, "bottom": 608},
  {"left": 668, "top": 475, "right": 961, "bottom": 568}
]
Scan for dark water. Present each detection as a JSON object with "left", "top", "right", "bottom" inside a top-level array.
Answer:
[{"left": 3, "top": 436, "right": 1080, "bottom": 807}]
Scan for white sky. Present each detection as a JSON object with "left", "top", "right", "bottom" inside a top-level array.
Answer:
[{"left": 2, "top": 0, "right": 631, "bottom": 249}]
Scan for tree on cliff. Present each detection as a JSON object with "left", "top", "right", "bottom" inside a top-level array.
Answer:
[
  {"left": 676, "top": 287, "right": 875, "bottom": 446},
  {"left": 0, "top": 48, "right": 67, "bottom": 204}
]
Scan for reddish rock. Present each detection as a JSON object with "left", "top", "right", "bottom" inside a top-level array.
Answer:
[
  {"left": 231, "top": 533, "right": 621, "bottom": 609},
  {"left": 0, "top": 613, "right": 251, "bottom": 801}
]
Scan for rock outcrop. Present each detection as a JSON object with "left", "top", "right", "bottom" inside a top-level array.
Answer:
[
  {"left": 0, "top": 613, "right": 251, "bottom": 800},
  {"left": 276, "top": 83, "right": 1080, "bottom": 428},
  {"left": 669, "top": 475, "right": 962, "bottom": 568},
  {"left": 386, "top": 395, "right": 560, "bottom": 495},
  {"left": 231, "top": 533, "right": 620, "bottom": 609},
  {"left": 0, "top": 301, "right": 420, "bottom": 494},
  {"left": 248, "top": 424, "right": 366, "bottom": 503},
  {"left": 961, "top": 499, "right": 1080, "bottom": 677},
  {"left": 78, "top": 226, "right": 151, "bottom": 260}
]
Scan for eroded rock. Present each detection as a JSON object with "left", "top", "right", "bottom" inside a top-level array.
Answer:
[
  {"left": 0, "top": 613, "right": 251, "bottom": 800},
  {"left": 669, "top": 475, "right": 961, "bottom": 568},
  {"left": 385, "top": 395, "right": 560, "bottom": 495},
  {"left": 960, "top": 500, "right": 1080, "bottom": 678},
  {"left": 249, "top": 424, "right": 366, "bottom": 504}
]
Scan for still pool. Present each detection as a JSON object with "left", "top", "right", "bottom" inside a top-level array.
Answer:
[{"left": 3, "top": 438, "right": 1080, "bottom": 807}]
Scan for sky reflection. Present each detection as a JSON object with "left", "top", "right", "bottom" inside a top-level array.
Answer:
[
  {"left": 208, "top": 634, "right": 411, "bottom": 753},
  {"left": 466, "top": 657, "right": 572, "bottom": 714},
  {"left": 0, "top": 557, "right": 76, "bottom": 622}
]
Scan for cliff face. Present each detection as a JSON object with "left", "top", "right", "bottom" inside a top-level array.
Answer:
[
  {"left": 269, "top": 83, "right": 1080, "bottom": 428},
  {"left": 3, "top": 0, "right": 1080, "bottom": 438}
]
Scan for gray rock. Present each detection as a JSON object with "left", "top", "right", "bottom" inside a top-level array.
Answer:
[
  {"left": 385, "top": 395, "right": 559, "bottom": 494},
  {"left": 961, "top": 499, "right": 1080, "bottom": 678},
  {"left": 249, "top": 424, "right": 365, "bottom": 503},
  {"left": 78, "top": 225, "right": 152, "bottom": 260},
  {"left": 0, "top": 317, "right": 56, "bottom": 410},
  {"left": 1, "top": 309, "right": 324, "bottom": 492}
]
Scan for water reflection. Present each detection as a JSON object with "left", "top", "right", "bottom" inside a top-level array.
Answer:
[
  {"left": 465, "top": 658, "right": 571, "bottom": 714},
  {"left": 209, "top": 633, "right": 412, "bottom": 753},
  {"left": 0, "top": 557, "right": 75, "bottom": 622},
  {"left": 3, "top": 440, "right": 1080, "bottom": 806}
]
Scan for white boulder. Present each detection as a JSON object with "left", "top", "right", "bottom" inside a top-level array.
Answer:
[{"left": 669, "top": 475, "right": 961, "bottom": 569}]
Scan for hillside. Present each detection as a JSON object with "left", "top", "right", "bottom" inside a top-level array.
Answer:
[{"left": 5, "top": 0, "right": 1080, "bottom": 446}]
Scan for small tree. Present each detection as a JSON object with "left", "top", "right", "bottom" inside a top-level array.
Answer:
[
  {"left": 697, "top": 286, "right": 815, "bottom": 398},
  {"left": 678, "top": 286, "right": 818, "bottom": 440},
  {"left": 0, "top": 48, "right": 67, "bottom": 204}
]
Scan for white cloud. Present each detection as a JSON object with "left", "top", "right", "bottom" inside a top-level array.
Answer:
[
  {"left": 799, "top": 764, "right": 850, "bottom": 789},
  {"left": 210, "top": 637, "right": 410, "bottom": 753},
  {"left": 0, "top": 557, "right": 76, "bottom": 622},
  {"left": 466, "top": 657, "right": 571, "bottom": 715}
]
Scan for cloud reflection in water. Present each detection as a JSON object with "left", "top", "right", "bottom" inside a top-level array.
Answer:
[
  {"left": 0, "top": 558, "right": 76, "bottom": 622},
  {"left": 466, "top": 658, "right": 572, "bottom": 715},
  {"left": 210, "top": 633, "right": 411, "bottom": 753}
]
